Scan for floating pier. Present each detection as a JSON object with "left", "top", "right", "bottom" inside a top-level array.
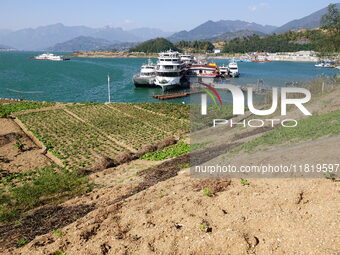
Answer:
[{"left": 153, "top": 90, "right": 203, "bottom": 100}]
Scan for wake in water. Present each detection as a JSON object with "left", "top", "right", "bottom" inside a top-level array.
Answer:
[{"left": 6, "top": 88, "right": 43, "bottom": 94}]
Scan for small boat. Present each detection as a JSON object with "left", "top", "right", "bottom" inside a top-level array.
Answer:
[
  {"left": 33, "top": 53, "right": 69, "bottom": 61},
  {"left": 219, "top": 64, "right": 229, "bottom": 76},
  {"left": 228, "top": 61, "right": 240, "bottom": 77},
  {"left": 315, "top": 60, "right": 334, "bottom": 68},
  {"left": 133, "top": 59, "right": 156, "bottom": 87},
  {"left": 240, "top": 56, "right": 252, "bottom": 62}
]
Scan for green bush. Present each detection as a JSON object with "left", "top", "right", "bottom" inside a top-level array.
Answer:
[{"left": 141, "top": 142, "right": 190, "bottom": 161}]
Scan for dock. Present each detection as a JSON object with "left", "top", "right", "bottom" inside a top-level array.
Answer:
[{"left": 153, "top": 90, "right": 203, "bottom": 100}]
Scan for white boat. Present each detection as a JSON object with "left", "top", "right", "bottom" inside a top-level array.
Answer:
[
  {"left": 34, "top": 53, "right": 69, "bottom": 61},
  {"left": 180, "top": 54, "right": 196, "bottom": 65},
  {"left": 219, "top": 64, "right": 229, "bottom": 76},
  {"left": 228, "top": 61, "right": 240, "bottom": 77},
  {"left": 315, "top": 61, "right": 334, "bottom": 68},
  {"left": 133, "top": 59, "right": 156, "bottom": 87},
  {"left": 154, "top": 50, "right": 185, "bottom": 91}
]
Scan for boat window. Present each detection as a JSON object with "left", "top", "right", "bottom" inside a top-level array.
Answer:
[{"left": 157, "top": 72, "right": 179, "bottom": 77}]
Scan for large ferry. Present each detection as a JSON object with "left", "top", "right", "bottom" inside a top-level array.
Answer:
[
  {"left": 33, "top": 53, "right": 69, "bottom": 61},
  {"left": 133, "top": 59, "right": 156, "bottom": 87},
  {"left": 154, "top": 50, "right": 185, "bottom": 91}
]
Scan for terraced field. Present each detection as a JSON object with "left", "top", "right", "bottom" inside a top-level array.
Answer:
[{"left": 16, "top": 103, "right": 189, "bottom": 168}]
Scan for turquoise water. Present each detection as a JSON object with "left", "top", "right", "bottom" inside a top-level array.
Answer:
[{"left": 0, "top": 51, "right": 338, "bottom": 103}]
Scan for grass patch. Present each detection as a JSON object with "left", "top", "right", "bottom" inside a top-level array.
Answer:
[
  {"left": 0, "top": 165, "right": 92, "bottom": 222},
  {"left": 233, "top": 110, "right": 340, "bottom": 153},
  {"left": 191, "top": 142, "right": 210, "bottom": 151},
  {"left": 191, "top": 104, "right": 234, "bottom": 131},
  {"left": 0, "top": 101, "right": 55, "bottom": 117},
  {"left": 141, "top": 142, "right": 190, "bottom": 161}
]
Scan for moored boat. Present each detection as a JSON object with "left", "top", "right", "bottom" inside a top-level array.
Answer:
[
  {"left": 228, "top": 61, "right": 240, "bottom": 77},
  {"left": 154, "top": 50, "right": 185, "bottom": 91},
  {"left": 133, "top": 59, "right": 156, "bottom": 87},
  {"left": 187, "top": 63, "right": 219, "bottom": 78},
  {"left": 219, "top": 64, "right": 229, "bottom": 76}
]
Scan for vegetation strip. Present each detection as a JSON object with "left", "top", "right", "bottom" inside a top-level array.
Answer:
[{"left": 233, "top": 110, "right": 340, "bottom": 153}]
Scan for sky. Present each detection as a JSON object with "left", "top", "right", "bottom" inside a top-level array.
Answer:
[{"left": 0, "top": 0, "right": 336, "bottom": 31}]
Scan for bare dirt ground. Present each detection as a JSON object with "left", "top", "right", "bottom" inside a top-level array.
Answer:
[
  {"left": 2, "top": 135, "right": 338, "bottom": 255},
  {"left": 1, "top": 86, "right": 339, "bottom": 255},
  {"left": 0, "top": 118, "right": 51, "bottom": 173}
]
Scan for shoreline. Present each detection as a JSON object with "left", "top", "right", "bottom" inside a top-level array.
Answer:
[{"left": 68, "top": 51, "right": 327, "bottom": 62}]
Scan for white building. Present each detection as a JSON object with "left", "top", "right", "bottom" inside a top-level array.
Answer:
[{"left": 213, "top": 48, "right": 221, "bottom": 54}]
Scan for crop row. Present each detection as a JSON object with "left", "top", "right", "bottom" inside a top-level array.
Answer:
[
  {"left": 66, "top": 104, "right": 169, "bottom": 150},
  {"left": 17, "top": 109, "right": 126, "bottom": 168},
  {"left": 135, "top": 103, "right": 189, "bottom": 120},
  {"left": 108, "top": 103, "right": 189, "bottom": 135}
]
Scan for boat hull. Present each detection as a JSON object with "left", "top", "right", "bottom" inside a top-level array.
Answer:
[
  {"left": 154, "top": 76, "right": 182, "bottom": 91},
  {"left": 133, "top": 75, "right": 156, "bottom": 87}
]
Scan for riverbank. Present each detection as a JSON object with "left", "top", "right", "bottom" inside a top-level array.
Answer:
[
  {"left": 68, "top": 51, "right": 157, "bottom": 58},
  {"left": 69, "top": 50, "right": 327, "bottom": 62}
]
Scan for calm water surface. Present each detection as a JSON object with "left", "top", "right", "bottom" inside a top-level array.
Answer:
[{"left": 0, "top": 52, "right": 338, "bottom": 103}]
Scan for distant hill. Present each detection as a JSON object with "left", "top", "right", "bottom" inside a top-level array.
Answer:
[
  {"left": 0, "top": 23, "right": 172, "bottom": 50},
  {"left": 129, "top": 38, "right": 179, "bottom": 53},
  {"left": 274, "top": 3, "right": 340, "bottom": 33},
  {"left": 0, "top": 44, "right": 14, "bottom": 50},
  {"left": 210, "top": 30, "right": 266, "bottom": 42},
  {"left": 168, "top": 20, "right": 276, "bottom": 42},
  {"left": 48, "top": 36, "right": 117, "bottom": 51},
  {"left": 100, "top": 42, "right": 138, "bottom": 51},
  {"left": 128, "top": 28, "right": 173, "bottom": 42}
]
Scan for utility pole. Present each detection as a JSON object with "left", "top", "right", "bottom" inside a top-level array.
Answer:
[{"left": 107, "top": 74, "right": 111, "bottom": 103}]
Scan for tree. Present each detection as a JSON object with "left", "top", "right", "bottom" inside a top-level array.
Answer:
[
  {"left": 321, "top": 4, "right": 340, "bottom": 34},
  {"left": 319, "top": 4, "right": 340, "bottom": 53}
]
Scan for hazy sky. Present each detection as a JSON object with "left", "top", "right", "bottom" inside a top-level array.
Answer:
[{"left": 0, "top": 0, "right": 336, "bottom": 31}]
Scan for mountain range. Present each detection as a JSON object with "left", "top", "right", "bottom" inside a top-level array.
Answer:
[
  {"left": 0, "top": 3, "right": 338, "bottom": 51},
  {"left": 273, "top": 3, "right": 340, "bottom": 34},
  {"left": 0, "top": 23, "right": 171, "bottom": 50},
  {"left": 167, "top": 20, "right": 276, "bottom": 42},
  {"left": 49, "top": 36, "right": 137, "bottom": 52}
]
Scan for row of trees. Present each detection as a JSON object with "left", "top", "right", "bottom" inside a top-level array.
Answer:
[
  {"left": 221, "top": 32, "right": 320, "bottom": 53},
  {"left": 174, "top": 40, "right": 215, "bottom": 53}
]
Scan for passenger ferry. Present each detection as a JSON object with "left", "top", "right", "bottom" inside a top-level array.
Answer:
[
  {"left": 133, "top": 59, "right": 156, "bottom": 87},
  {"left": 33, "top": 53, "right": 69, "bottom": 61},
  {"left": 154, "top": 50, "right": 185, "bottom": 91}
]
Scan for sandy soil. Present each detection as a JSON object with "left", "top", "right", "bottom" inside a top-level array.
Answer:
[
  {"left": 0, "top": 118, "right": 51, "bottom": 173},
  {"left": 4, "top": 135, "right": 338, "bottom": 255}
]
